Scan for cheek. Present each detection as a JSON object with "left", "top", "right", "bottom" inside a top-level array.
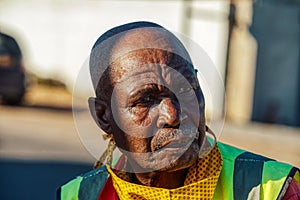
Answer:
[
  {"left": 112, "top": 108, "right": 148, "bottom": 133},
  {"left": 180, "top": 99, "right": 200, "bottom": 126},
  {"left": 127, "top": 137, "right": 150, "bottom": 153},
  {"left": 181, "top": 90, "right": 205, "bottom": 126},
  {"left": 112, "top": 109, "right": 155, "bottom": 151},
  {"left": 130, "top": 107, "right": 152, "bottom": 127},
  {"left": 116, "top": 133, "right": 151, "bottom": 154}
]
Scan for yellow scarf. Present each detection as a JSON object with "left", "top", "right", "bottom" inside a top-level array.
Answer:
[{"left": 107, "top": 145, "right": 222, "bottom": 200}]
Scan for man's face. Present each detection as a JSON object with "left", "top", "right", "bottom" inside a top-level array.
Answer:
[{"left": 108, "top": 49, "right": 205, "bottom": 173}]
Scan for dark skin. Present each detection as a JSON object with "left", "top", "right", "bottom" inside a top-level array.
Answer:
[{"left": 93, "top": 28, "right": 206, "bottom": 189}]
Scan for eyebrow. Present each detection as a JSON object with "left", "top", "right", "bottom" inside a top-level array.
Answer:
[{"left": 127, "top": 84, "right": 161, "bottom": 104}]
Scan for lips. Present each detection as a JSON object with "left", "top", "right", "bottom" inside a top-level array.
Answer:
[{"left": 150, "top": 128, "right": 197, "bottom": 152}]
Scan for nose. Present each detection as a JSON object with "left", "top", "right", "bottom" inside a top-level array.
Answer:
[{"left": 157, "top": 98, "right": 180, "bottom": 128}]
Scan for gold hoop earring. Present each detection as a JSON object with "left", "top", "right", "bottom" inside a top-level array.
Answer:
[
  {"left": 206, "top": 125, "right": 217, "bottom": 146},
  {"left": 198, "top": 126, "right": 217, "bottom": 159}
]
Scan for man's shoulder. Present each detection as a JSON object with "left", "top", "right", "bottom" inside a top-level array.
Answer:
[
  {"left": 216, "top": 142, "right": 300, "bottom": 199},
  {"left": 217, "top": 141, "right": 296, "bottom": 171},
  {"left": 217, "top": 141, "right": 295, "bottom": 167},
  {"left": 57, "top": 165, "right": 108, "bottom": 200}
]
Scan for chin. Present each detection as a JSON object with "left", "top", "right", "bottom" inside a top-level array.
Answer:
[
  {"left": 126, "top": 141, "right": 200, "bottom": 173},
  {"left": 159, "top": 142, "right": 199, "bottom": 172}
]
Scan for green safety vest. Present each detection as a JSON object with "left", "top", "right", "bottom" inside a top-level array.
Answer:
[
  {"left": 58, "top": 142, "right": 300, "bottom": 200},
  {"left": 213, "top": 143, "right": 300, "bottom": 199}
]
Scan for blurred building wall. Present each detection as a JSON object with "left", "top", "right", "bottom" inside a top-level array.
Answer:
[
  {"left": 250, "top": 0, "right": 300, "bottom": 127},
  {"left": 226, "top": 0, "right": 300, "bottom": 127},
  {"left": 225, "top": 1, "right": 257, "bottom": 124}
]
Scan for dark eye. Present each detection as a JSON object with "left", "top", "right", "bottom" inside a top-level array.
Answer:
[{"left": 134, "top": 96, "right": 157, "bottom": 107}]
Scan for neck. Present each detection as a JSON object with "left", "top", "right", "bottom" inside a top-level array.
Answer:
[{"left": 132, "top": 168, "right": 188, "bottom": 189}]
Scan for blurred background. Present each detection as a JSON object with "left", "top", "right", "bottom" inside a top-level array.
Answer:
[{"left": 0, "top": 0, "right": 299, "bottom": 199}]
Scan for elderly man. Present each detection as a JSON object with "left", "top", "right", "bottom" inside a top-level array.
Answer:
[{"left": 58, "top": 22, "right": 300, "bottom": 200}]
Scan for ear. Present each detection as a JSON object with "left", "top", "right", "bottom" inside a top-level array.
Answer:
[{"left": 88, "top": 97, "right": 112, "bottom": 134}]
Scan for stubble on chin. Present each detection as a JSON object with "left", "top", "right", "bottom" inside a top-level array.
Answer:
[{"left": 124, "top": 140, "right": 200, "bottom": 173}]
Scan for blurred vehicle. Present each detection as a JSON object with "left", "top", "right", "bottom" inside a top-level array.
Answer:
[{"left": 0, "top": 32, "right": 26, "bottom": 105}]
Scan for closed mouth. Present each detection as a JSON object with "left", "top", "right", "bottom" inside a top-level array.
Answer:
[{"left": 150, "top": 128, "right": 198, "bottom": 152}]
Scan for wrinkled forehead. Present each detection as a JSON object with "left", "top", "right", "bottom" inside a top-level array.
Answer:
[
  {"left": 90, "top": 27, "right": 193, "bottom": 90},
  {"left": 110, "top": 48, "right": 195, "bottom": 85}
]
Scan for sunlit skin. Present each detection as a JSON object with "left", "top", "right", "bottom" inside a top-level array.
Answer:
[{"left": 94, "top": 28, "right": 206, "bottom": 189}]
